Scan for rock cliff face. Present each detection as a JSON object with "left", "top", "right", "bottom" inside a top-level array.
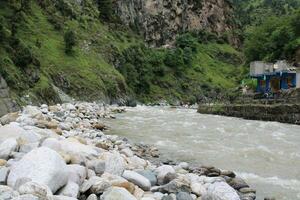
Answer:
[
  {"left": 115, "top": 0, "right": 237, "bottom": 47},
  {"left": 0, "top": 76, "right": 18, "bottom": 117}
]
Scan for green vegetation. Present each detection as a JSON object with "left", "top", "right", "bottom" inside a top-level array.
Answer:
[
  {"left": 0, "top": 0, "right": 131, "bottom": 104},
  {"left": 233, "top": 0, "right": 300, "bottom": 28},
  {"left": 117, "top": 33, "right": 244, "bottom": 104},
  {"left": 244, "top": 9, "right": 300, "bottom": 62}
]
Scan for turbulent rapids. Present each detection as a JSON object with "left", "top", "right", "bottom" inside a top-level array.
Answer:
[{"left": 104, "top": 106, "right": 300, "bottom": 200}]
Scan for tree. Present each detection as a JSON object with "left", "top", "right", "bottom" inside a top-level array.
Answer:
[
  {"left": 64, "top": 30, "right": 77, "bottom": 54},
  {"left": 97, "top": 0, "right": 113, "bottom": 20}
]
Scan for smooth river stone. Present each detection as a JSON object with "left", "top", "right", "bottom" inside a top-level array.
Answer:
[
  {"left": 122, "top": 170, "right": 151, "bottom": 191},
  {"left": 137, "top": 170, "right": 157, "bottom": 186}
]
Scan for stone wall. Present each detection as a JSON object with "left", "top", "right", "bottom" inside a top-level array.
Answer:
[
  {"left": 198, "top": 103, "right": 300, "bottom": 125},
  {"left": 0, "top": 75, "right": 18, "bottom": 117}
]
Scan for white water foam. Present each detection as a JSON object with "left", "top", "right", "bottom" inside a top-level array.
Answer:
[{"left": 237, "top": 172, "right": 300, "bottom": 191}]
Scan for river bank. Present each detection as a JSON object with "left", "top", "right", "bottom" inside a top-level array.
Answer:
[
  {"left": 197, "top": 103, "right": 300, "bottom": 125},
  {"left": 0, "top": 102, "right": 258, "bottom": 200}
]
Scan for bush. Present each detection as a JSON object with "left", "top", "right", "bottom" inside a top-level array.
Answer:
[
  {"left": 175, "top": 33, "right": 198, "bottom": 52},
  {"left": 164, "top": 48, "right": 185, "bottom": 69},
  {"left": 9, "top": 38, "right": 34, "bottom": 68},
  {"left": 64, "top": 30, "right": 77, "bottom": 54}
]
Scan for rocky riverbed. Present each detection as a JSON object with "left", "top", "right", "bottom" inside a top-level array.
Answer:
[{"left": 0, "top": 102, "right": 257, "bottom": 200}]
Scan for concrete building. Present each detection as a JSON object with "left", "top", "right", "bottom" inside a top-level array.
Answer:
[{"left": 250, "top": 61, "right": 299, "bottom": 93}]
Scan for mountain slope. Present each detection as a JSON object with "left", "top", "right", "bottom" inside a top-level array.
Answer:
[{"left": 0, "top": 0, "right": 244, "bottom": 109}]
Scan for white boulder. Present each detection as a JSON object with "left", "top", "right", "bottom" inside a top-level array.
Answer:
[
  {"left": 7, "top": 147, "right": 68, "bottom": 193},
  {"left": 0, "top": 138, "right": 18, "bottom": 160},
  {"left": 202, "top": 182, "right": 240, "bottom": 200}
]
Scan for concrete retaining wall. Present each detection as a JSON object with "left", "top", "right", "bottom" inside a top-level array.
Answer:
[{"left": 198, "top": 103, "right": 300, "bottom": 125}]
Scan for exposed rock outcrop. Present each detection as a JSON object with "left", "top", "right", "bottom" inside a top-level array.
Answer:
[
  {"left": 0, "top": 75, "right": 18, "bottom": 117},
  {"left": 116, "top": 0, "right": 238, "bottom": 47}
]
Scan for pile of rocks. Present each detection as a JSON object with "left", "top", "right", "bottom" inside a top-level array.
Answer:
[{"left": 0, "top": 102, "right": 256, "bottom": 200}]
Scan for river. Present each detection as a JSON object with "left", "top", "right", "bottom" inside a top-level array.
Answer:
[{"left": 104, "top": 106, "right": 300, "bottom": 200}]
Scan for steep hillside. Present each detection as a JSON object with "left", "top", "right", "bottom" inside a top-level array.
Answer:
[
  {"left": 0, "top": 0, "right": 137, "bottom": 105},
  {"left": 0, "top": 0, "right": 244, "bottom": 113}
]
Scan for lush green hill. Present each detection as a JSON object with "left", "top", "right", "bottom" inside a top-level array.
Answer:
[
  {"left": 0, "top": 0, "right": 244, "bottom": 106},
  {"left": 244, "top": 9, "right": 300, "bottom": 63},
  {"left": 233, "top": 0, "right": 300, "bottom": 28},
  {"left": 231, "top": 0, "right": 300, "bottom": 63}
]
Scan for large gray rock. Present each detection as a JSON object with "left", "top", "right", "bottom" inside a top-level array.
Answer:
[
  {"left": 0, "top": 138, "right": 18, "bottom": 160},
  {"left": 101, "top": 186, "right": 137, "bottom": 200},
  {"left": 122, "top": 170, "right": 151, "bottom": 191},
  {"left": 7, "top": 147, "right": 68, "bottom": 193},
  {"left": 202, "top": 182, "right": 240, "bottom": 200}
]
